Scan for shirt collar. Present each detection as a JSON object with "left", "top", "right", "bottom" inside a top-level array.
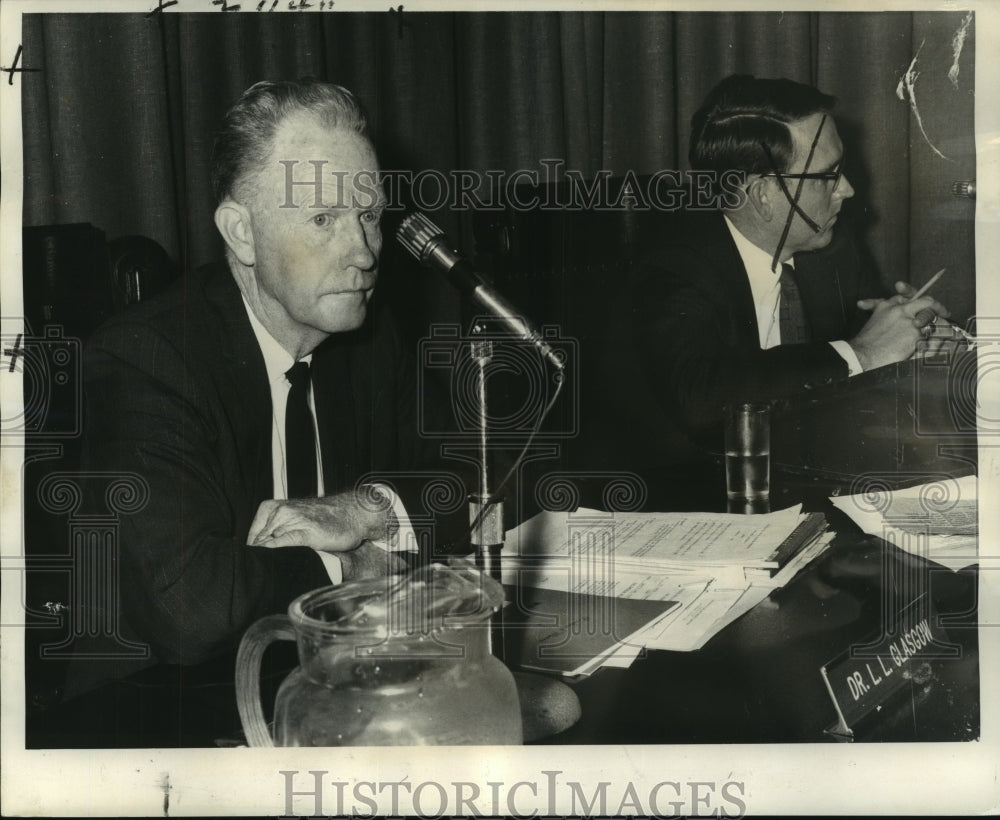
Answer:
[
  {"left": 722, "top": 214, "right": 793, "bottom": 274},
  {"left": 723, "top": 215, "right": 796, "bottom": 303},
  {"left": 241, "top": 295, "right": 311, "bottom": 385}
]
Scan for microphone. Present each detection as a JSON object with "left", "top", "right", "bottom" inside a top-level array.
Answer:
[
  {"left": 396, "top": 212, "right": 564, "bottom": 371},
  {"left": 951, "top": 180, "right": 976, "bottom": 200}
]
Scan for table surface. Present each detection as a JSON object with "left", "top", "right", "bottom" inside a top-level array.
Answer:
[
  {"left": 545, "top": 527, "right": 980, "bottom": 744},
  {"left": 26, "top": 492, "right": 980, "bottom": 748}
]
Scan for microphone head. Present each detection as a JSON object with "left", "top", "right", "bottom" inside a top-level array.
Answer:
[
  {"left": 396, "top": 212, "right": 445, "bottom": 263},
  {"left": 951, "top": 180, "right": 976, "bottom": 199}
]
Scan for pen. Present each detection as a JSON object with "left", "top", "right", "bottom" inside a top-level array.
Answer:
[{"left": 910, "top": 268, "right": 946, "bottom": 301}]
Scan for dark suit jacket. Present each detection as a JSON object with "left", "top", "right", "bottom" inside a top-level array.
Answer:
[
  {"left": 578, "top": 210, "right": 886, "bottom": 481},
  {"left": 81, "top": 262, "right": 465, "bottom": 671},
  {"left": 630, "top": 210, "right": 886, "bottom": 434}
]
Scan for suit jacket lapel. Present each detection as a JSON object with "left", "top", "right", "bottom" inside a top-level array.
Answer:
[
  {"left": 698, "top": 213, "right": 760, "bottom": 347},
  {"left": 200, "top": 264, "right": 275, "bottom": 505}
]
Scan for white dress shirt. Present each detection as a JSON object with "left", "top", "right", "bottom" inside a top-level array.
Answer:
[
  {"left": 240, "top": 298, "right": 422, "bottom": 585},
  {"left": 723, "top": 216, "right": 862, "bottom": 374},
  {"left": 243, "top": 297, "right": 345, "bottom": 582}
]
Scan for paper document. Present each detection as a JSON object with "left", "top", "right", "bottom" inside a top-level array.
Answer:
[
  {"left": 500, "top": 506, "right": 834, "bottom": 669},
  {"left": 501, "top": 557, "right": 712, "bottom": 602},
  {"left": 502, "top": 586, "right": 678, "bottom": 676},
  {"left": 830, "top": 474, "right": 977, "bottom": 571},
  {"left": 506, "top": 505, "right": 804, "bottom": 570},
  {"left": 884, "top": 499, "right": 977, "bottom": 535}
]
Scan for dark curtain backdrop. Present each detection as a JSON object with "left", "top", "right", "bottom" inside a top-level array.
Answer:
[{"left": 20, "top": 10, "right": 976, "bottom": 330}]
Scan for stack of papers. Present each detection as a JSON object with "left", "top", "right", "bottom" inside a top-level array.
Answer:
[
  {"left": 501, "top": 505, "right": 834, "bottom": 675},
  {"left": 500, "top": 585, "right": 679, "bottom": 677},
  {"left": 507, "top": 505, "right": 805, "bottom": 576},
  {"left": 830, "top": 474, "right": 978, "bottom": 572}
]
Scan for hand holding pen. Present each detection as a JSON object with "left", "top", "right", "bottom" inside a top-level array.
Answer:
[
  {"left": 851, "top": 272, "right": 956, "bottom": 370},
  {"left": 904, "top": 269, "right": 975, "bottom": 343},
  {"left": 856, "top": 272, "right": 950, "bottom": 327}
]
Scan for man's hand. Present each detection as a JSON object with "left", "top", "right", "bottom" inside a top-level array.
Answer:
[
  {"left": 850, "top": 281, "right": 951, "bottom": 371},
  {"left": 337, "top": 540, "right": 410, "bottom": 582},
  {"left": 858, "top": 280, "right": 952, "bottom": 328},
  {"left": 248, "top": 488, "right": 396, "bottom": 551}
]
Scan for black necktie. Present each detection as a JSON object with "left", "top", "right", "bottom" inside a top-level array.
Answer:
[
  {"left": 779, "top": 264, "right": 810, "bottom": 344},
  {"left": 285, "top": 361, "right": 317, "bottom": 498}
]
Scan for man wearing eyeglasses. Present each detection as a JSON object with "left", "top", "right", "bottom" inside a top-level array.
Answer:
[{"left": 627, "top": 74, "right": 951, "bottom": 435}]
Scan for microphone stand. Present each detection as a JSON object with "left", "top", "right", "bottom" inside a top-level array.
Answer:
[
  {"left": 396, "top": 212, "right": 581, "bottom": 739},
  {"left": 465, "top": 321, "right": 581, "bottom": 743},
  {"left": 468, "top": 326, "right": 506, "bottom": 660}
]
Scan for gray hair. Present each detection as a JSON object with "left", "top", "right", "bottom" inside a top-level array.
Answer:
[{"left": 210, "top": 79, "right": 369, "bottom": 205}]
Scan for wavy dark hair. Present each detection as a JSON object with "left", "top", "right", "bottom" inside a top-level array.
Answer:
[{"left": 689, "top": 74, "right": 835, "bottom": 177}]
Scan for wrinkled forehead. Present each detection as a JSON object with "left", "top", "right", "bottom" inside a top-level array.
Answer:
[
  {"left": 253, "top": 110, "right": 383, "bottom": 209},
  {"left": 786, "top": 112, "right": 842, "bottom": 173}
]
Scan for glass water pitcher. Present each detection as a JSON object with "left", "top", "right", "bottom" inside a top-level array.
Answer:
[{"left": 236, "top": 561, "right": 522, "bottom": 746}]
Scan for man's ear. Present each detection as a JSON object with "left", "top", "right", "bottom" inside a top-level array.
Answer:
[
  {"left": 744, "top": 177, "right": 774, "bottom": 222},
  {"left": 214, "top": 200, "right": 256, "bottom": 267}
]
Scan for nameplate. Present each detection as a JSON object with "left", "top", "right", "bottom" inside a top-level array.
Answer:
[{"left": 819, "top": 595, "right": 955, "bottom": 740}]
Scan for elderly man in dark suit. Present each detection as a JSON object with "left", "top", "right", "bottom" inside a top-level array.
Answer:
[
  {"left": 630, "top": 74, "right": 951, "bottom": 435},
  {"left": 81, "top": 80, "right": 461, "bottom": 680}
]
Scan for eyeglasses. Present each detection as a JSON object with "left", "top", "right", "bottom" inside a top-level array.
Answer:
[{"left": 760, "top": 147, "right": 846, "bottom": 189}]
